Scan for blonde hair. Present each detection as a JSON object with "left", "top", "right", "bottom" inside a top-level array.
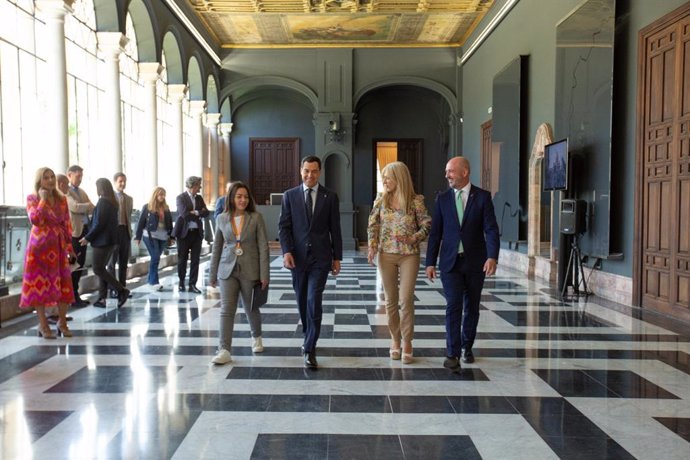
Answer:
[
  {"left": 33, "top": 167, "right": 62, "bottom": 201},
  {"left": 147, "top": 187, "right": 169, "bottom": 213},
  {"left": 381, "top": 161, "right": 417, "bottom": 213}
]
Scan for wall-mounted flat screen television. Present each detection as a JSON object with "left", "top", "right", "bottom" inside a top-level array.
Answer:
[{"left": 543, "top": 138, "right": 568, "bottom": 191}]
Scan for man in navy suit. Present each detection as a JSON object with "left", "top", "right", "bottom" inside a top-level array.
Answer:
[
  {"left": 172, "top": 176, "right": 209, "bottom": 293},
  {"left": 279, "top": 155, "right": 342, "bottom": 368},
  {"left": 425, "top": 156, "right": 499, "bottom": 371}
]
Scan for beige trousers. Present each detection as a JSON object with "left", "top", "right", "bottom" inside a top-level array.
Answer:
[{"left": 378, "top": 252, "right": 420, "bottom": 344}]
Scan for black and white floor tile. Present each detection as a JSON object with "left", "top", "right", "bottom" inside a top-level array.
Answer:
[{"left": 1, "top": 251, "right": 689, "bottom": 459}]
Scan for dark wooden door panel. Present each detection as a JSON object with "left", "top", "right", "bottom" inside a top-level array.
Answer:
[
  {"left": 637, "top": 4, "right": 690, "bottom": 321},
  {"left": 250, "top": 138, "right": 299, "bottom": 205},
  {"left": 396, "top": 139, "right": 423, "bottom": 192}
]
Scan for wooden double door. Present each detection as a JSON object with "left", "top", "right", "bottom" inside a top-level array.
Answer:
[
  {"left": 636, "top": 3, "right": 690, "bottom": 320},
  {"left": 250, "top": 138, "right": 300, "bottom": 205}
]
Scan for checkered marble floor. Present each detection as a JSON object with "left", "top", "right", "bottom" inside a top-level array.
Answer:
[{"left": 1, "top": 250, "right": 689, "bottom": 459}]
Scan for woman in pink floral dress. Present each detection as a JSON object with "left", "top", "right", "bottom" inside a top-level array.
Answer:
[{"left": 20, "top": 167, "right": 76, "bottom": 339}]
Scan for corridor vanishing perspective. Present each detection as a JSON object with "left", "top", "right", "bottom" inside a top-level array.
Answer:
[{"left": 0, "top": 251, "right": 689, "bottom": 459}]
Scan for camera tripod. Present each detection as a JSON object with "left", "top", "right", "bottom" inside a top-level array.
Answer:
[{"left": 560, "top": 234, "right": 590, "bottom": 300}]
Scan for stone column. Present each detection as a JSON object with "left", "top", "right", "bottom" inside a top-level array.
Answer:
[
  {"left": 138, "top": 62, "right": 163, "bottom": 186},
  {"left": 35, "top": 0, "right": 74, "bottom": 173},
  {"left": 219, "top": 122, "right": 233, "bottom": 183},
  {"left": 167, "top": 84, "right": 187, "bottom": 191},
  {"left": 205, "top": 113, "right": 221, "bottom": 203},
  {"left": 97, "top": 32, "right": 128, "bottom": 175},
  {"left": 187, "top": 100, "right": 207, "bottom": 179}
]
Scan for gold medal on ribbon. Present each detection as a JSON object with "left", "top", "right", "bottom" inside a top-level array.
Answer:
[{"left": 231, "top": 213, "right": 245, "bottom": 257}]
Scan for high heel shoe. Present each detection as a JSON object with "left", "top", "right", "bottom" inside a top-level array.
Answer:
[
  {"left": 38, "top": 326, "right": 56, "bottom": 340},
  {"left": 56, "top": 322, "right": 73, "bottom": 338},
  {"left": 402, "top": 342, "right": 413, "bottom": 364},
  {"left": 389, "top": 348, "right": 401, "bottom": 360}
]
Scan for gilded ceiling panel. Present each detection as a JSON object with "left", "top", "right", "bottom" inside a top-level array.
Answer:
[{"left": 187, "top": 0, "right": 495, "bottom": 48}]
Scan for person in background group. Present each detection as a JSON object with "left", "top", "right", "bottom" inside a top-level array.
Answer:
[
  {"left": 107, "top": 172, "right": 133, "bottom": 297},
  {"left": 172, "top": 176, "right": 209, "bottom": 293},
  {"left": 20, "top": 167, "right": 76, "bottom": 339},
  {"left": 209, "top": 182, "right": 270, "bottom": 365},
  {"left": 367, "top": 161, "right": 431, "bottom": 364},
  {"left": 214, "top": 182, "right": 233, "bottom": 222},
  {"left": 279, "top": 155, "right": 342, "bottom": 369},
  {"left": 425, "top": 156, "right": 499, "bottom": 372},
  {"left": 66, "top": 165, "right": 94, "bottom": 307},
  {"left": 135, "top": 187, "right": 174, "bottom": 291},
  {"left": 79, "top": 178, "right": 130, "bottom": 308}
]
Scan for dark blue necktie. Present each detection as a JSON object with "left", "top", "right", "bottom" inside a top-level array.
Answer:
[{"left": 305, "top": 188, "right": 313, "bottom": 223}]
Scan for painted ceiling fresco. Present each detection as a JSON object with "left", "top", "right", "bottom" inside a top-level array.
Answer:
[{"left": 186, "top": 0, "right": 495, "bottom": 48}]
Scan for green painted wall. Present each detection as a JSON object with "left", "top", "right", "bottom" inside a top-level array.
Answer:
[{"left": 460, "top": 0, "right": 688, "bottom": 277}]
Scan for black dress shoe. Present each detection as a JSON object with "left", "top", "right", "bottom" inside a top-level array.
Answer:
[
  {"left": 304, "top": 352, "right": 318, "bottom": 368},
  {"left": 71, "top": 298, "right": 89, "bottom": 308},
  {"left": 443, "top": 356, "right": 461, "bottom": 372},
  {"left": 188, "top": 286, "right": 202, "bottom": 294},
  {"left": 178, "top": 285, "right": 186, "bottom": 292},
  {"left": 117, "top": 289, "right": 130, "bottom": 307},
  {"left": 461, "top": 348, "right": 475, "bottom": 364},
  {"left": 93, "top": 298, "right": 107, "bottom": 308}
]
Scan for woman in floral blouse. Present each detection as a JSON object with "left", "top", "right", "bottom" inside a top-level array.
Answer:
[{"left": 367, "top": 161, "right": 431, "bottom": 364}]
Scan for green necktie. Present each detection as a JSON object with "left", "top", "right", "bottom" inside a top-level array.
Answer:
[{"left": 456, "top": 189, "right": 464, "bottom": 253}]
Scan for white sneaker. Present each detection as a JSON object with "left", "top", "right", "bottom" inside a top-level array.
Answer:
[
  {"left": 150, "top": 284, "right": 162, "bottom": 291},
  {"left": 252, "top": 336, "right": 264, "bottom": 353},
  {"left": 211, "top": 349, "right": 232, "bottom": 364}
]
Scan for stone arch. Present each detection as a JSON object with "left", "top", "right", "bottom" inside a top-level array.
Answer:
[
  {"left": 126, "top": 0, "right": 157, "bottom": 62},
  {"left": 222, "top": 76, "right": 318, "bottom": 113},
  {"left": 354, "top": 76, "right": 457, "bottom": 114},
  {"left": 323, "top": 150, "right": 350, "bottom": 201},
  {"left": 162, "top": 30, "right": 184, "bottom": 84},
  {"left": 206, "top": 74, "right": 219, "bottom": 113},
  {"left": 187, "top": 55, "right": 203, "bottom": 100},
  {"left": 528, "top": 123, "right": 554, "bottom": 259}
]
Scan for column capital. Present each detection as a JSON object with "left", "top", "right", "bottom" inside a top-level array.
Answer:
[
  {"left": 219, "top": 123, "right": 234, "bottom": 136},
  {"left": 204, "top": 113, "right": 222, "bottom": 128},
  {"left": 138, "top": 62, "right": 163, "bottom": 83},
  {"left": 35, "top": 0, "right": 74, "bottom": 18},
  {"left": 97, "top": 32, "right": 128, "bottom": 59},
  {"left": 189, "top": 100, "right": 207, "bottom": 118},
  {"left": 168, "top": 84, "right": 188, "bottom": 103}
]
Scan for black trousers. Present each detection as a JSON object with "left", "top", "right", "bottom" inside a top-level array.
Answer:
[
  {"left": 177, "top": 229, "right": 202, "bottom": 287},
  {"left": 92, "top": 245, "right": 125, "bottom": 299},
  {"left": 71, "top": 227, "right": 88, "bottom": 297},
  {"left": 107, "top": 225, "right": 131, "bottom": 286}
]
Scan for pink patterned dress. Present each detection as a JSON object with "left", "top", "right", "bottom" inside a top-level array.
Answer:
[{"left": 19, "top": 194, "right": 75, "bottom": 308}]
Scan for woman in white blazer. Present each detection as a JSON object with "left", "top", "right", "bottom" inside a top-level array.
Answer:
[{"left": 209, "top": 182, "right": 270, "bottom": 365}]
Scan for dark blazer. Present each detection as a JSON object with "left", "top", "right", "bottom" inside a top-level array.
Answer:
[
  {"left": 278, "top": 184, "right": 343, "bottom": 269},
  {"left": 83, "top": 197, "right": 118, "bottom": 248},
  {"left": 135, "top": 204, "right": 173, "bottom": 241},
  {"left": 172, "top": 192, "right": 209, "bottom": 239},
  {"left": 426, "top": 185, "right": 500, "bottom": 273}
]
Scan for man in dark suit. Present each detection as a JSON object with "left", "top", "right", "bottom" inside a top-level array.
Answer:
[
  {"left": 279, "top": 155, "right": 343, "bottom": 368},
  {"left": 425, "top": 156, "right": 499, "bottom": 372},
  {"left": 172, "top": 176, "right": 209, "bottom": 293},
  {"left": 108, "top": 172, "right": 133, "bottom": 295}
]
